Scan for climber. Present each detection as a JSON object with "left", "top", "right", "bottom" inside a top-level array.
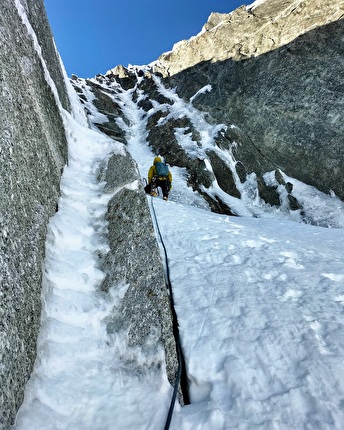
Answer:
[{"left": 145, "top": 156, "right": 172, "bottom": 200}]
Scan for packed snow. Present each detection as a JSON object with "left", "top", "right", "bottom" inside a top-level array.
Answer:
[
  {"left": 246, "top": 0, "right": 270, "bottom": 11},
  {"left": 14, "top": 4, "right": 344, "bottom": 428}
]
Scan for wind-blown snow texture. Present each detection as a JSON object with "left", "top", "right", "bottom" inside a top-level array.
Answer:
[{"left": 14, "top": 4, "right": 344, "bottom": 428}]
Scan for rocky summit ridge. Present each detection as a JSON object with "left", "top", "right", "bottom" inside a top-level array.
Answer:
[{"left": 108, "top": 0, "right": 344, "bottom": 77}]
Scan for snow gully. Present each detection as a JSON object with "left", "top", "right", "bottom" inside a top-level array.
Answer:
[{"left": 149, "top": 196, "right": 190, "bottom": 428}]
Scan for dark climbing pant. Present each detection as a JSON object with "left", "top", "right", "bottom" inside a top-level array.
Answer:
[{"left": 145, "top": 178, "right": 170, "bottom": 198}]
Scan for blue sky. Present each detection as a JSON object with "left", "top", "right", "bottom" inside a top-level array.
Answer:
[{"left": 44, "top": 0, "right": 246, "bottom": 78}]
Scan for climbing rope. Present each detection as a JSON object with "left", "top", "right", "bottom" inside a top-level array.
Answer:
[{"left": 149, "top": 196, "right": 190, "bottom": 430}]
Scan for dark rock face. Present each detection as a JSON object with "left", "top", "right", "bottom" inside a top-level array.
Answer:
[
  {"left": 167, "top": 19, "right": 344, "bottom": 200},
  {"left": 81, "top": 78, "right": 127, "bottom": 143},
  {"left": 144, "top": 109, "right": 236, "bottom": 214},
  {"left": 207, "top": 150, "right": 241, "bottom": 198},
  {"left": 0, "top": 1, "right": 68, "bottom": 427}
]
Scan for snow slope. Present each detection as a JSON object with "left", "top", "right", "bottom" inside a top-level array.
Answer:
[
  {"left": 158, "top": 200, "right": 344, "bottom": 428},
  {"left": 13, "top": 26, "right": 344, "bottom": 429}
]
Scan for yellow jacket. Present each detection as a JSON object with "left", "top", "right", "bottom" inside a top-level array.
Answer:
[{"left": 148, "top": 157, "right": 172, "bottom": 183}]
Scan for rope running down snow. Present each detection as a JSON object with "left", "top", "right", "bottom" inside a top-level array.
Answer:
[{"left": 149, "top": 196, "right": 189, "bottom": 430}]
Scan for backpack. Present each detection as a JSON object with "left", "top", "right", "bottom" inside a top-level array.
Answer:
[{"left": 155, "top": 161, "right": 169, "bottom": 178}]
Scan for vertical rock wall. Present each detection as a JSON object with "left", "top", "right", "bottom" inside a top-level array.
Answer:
[
  {"left": 0, "top": 1, "right": 68, "bottom": 427},
  {"left": 166, "top": 18, "right": 344, "bottom": 200}
]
